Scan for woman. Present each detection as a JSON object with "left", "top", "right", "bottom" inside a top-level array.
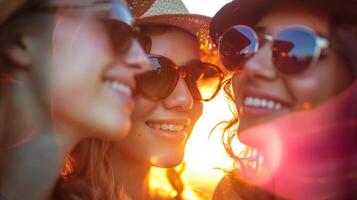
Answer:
[
  {"left": 209, "top": 0, "right": 357, "bottom": 199},
  {"left": 55, "top": 0, "right": 224, "bottom": 199},
  {"left": 0, "top": 0, "right": 149, "bottom": 199}
]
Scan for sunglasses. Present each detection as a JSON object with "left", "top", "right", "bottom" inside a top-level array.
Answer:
[
  {"left": 104, "top": 20, "right": 140, "bottom": 54},
  {"left": 34, "top": 0, "right": 139, "bottom": 54},
  {"left": 135, "top": 54, "right": 224, "bottom": 102},
  {"left": 218, "top": 25, "right": 329, "bottom": 74},
  {"left": 107, "top": 0, "right": 140, "bottom": 54}
]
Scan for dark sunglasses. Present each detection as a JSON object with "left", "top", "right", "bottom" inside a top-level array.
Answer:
[
  {"left": 218, "top": 25, "right": 329, "bottom": 74},
  {"left": 34, "top": 0, "right": 139, "bottom": 54},
  {"left": 135, "top": 54, "right": 224, "bottom": 102},
  {"left": 107, "top": 0, "right": 140, "bottom": 54},
  {"left": 104, "top": 20, "right": 140, "bottom": 54}
]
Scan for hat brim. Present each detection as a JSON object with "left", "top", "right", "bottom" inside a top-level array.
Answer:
[
  {"left": 126, "top": 0, "right": 156, "bottom": 17},
  {"left": 210, "top": 0, "right": 357, "bottom": 45},
  {"left": 136, "top": 14, "right": 223, "bottom": 71},
  {"left": 136, "top": 14, "right": 211, "bottom": 42},
  {"left": 209, "top": 0, "right": 278, "bottom": 46}
]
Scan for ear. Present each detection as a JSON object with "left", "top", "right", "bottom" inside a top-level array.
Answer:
[{"left": 3, "top": 35, "right": 32, "bottom": 69}]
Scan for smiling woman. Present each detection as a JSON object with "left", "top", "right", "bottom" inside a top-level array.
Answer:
[
  {"left": 210, "top": 0, "right": 357, "bottom": 199},
  {"left": 54, "top": 0, "right": 226, "bottom": 199},
  {"left": 0, "top": 0, "right": 150, "bottom": 199}
]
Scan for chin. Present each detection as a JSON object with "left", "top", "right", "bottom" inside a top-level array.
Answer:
[
  {"left": 151, "top": 151, "right": 185, "bottom": 168},
  {"left": 98, "top": 115, "right": 131, "bottom": 141}
]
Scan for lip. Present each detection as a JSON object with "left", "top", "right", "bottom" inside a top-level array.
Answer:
[
  {"left": 240, "top": 88, "right": 292, "bottom": 117},
  {"left": 103, "top": 74, "right": 136, "bottom": 90},
  {"left": 146, "top": 118, "right": 191, "bottom": 144},
  {"left": 103, "top": 73, "right": 136, "bottom": 109},
  {"left": 148, "top": 119, "right": 192, "bottom": 126}
]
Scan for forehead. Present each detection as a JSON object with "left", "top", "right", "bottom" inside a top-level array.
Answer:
[
  {"left": 257, "top": 3, "right": 329, "bottom": 36},
  {"left": 149, "top": 28, "right": 199, "bottom": 65}
]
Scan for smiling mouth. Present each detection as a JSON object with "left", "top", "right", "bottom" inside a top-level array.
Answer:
[
  {"left": 147, "top": 122, "right": 186, "bottom": 132},
  {"left": 243, "top": 96, "right": 290, "bottom": 111},
  {"left": 105, "top": 80, "right": 132, "bottom": 96}
]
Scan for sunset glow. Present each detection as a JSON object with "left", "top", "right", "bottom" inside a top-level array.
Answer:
[
  {"left": 148, "top": 1, "right": 246, "bottom": 199},
  {"left": 149, "top": 89, "right": 246, "bottom": 199}
]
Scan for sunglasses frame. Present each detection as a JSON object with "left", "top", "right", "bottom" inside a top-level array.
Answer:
[
  {"left": 104, "top": 19, "right": 142, "bottom": 54},
  {"left": 33, "top": 0, "right": 139, "bottom": 54},
  {"left": 135, "top": 54, "right": 224, "bottom": 102},
  {"left": 218, "top": 24, "right": 329, "bottom": 75}
]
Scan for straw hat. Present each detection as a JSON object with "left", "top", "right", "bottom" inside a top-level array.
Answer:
[
  {"left": 134, "top": 0, "right": 216, "bottom": 57},
  {"left": 126, "top": 0, "right": 155, "bottom": 17},
  {"left": 0, "top": 0, "right": 154, "bottom": 25}
]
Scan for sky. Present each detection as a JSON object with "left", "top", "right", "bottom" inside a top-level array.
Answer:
[{"left": 182, "top": 0, "right": 231, "bottom": 17}]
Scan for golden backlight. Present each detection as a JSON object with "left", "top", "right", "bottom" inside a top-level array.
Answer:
[{"left": 149, "top": 90, "right": 246, "bottom": 200}]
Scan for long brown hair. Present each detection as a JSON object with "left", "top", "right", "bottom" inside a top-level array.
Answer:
[{"left": 54, "top": 139, "right": 117, "bottom": 200}]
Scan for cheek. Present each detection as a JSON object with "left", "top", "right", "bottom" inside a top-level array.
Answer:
[
  {"left": 286, "top": 60, "right": 352, "bottom": 109},
  {"left": 232, "top": 74, "right": 242, "bottom": 97},
  {"left": 52, "top": 15, "right": 113, "bottom": 81},
  {"left": 285, "top": 77, "right": 322, "bottom": 109},
  {"left": 51, "top": 17, "right": 113, "bottom": 96},
  {"left": 192, "top": 102, "right": 203, "bottom": 123},
  {"left": 231, "top": 73, "right": 244, "bottom": 109},
  {"left": 131, "top": 97, "right": 158, "bottom": 120}
]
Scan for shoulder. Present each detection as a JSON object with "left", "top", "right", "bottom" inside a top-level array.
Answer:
[
  {"left": 212, "top": 175, "right": 244, "bottom": 200},
  {"left": 212, "top": 175, "right": 280, "bottom": 200}
]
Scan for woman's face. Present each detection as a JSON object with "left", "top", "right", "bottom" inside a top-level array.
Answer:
[
  {"left": 113, "top": 28, "right": 203, "bottom": 168},
  {"left": 232, "top": 4, "right": 353, "bottom": 132},
  {"left": 29, "top": 11, "right": 149, "bottom": 140}
]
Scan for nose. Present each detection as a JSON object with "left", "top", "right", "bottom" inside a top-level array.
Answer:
[
  {"left": 244, "top": 44, "right": 279, "bottom": 81},
  {"left": 162, "top": 78, "right": 193, "bottom": 111},
  {"left": 121, "top": 40, "right": 150, "bottom": 73}
]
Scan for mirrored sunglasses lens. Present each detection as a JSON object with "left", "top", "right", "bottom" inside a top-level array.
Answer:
[
  {"left": 136, "top": 56, "right": 179, "bottom": 100},
  {"left": 186, "top": 63, "right": 222, "bottom": 101},
  {"left": 273, "top": 27, "right": 317, "bottom": 74},
  {"left": 219, "top": 25, "right": 258, "bottom": 71}
]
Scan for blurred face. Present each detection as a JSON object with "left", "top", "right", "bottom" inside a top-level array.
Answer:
[
  {"left": 113, "top": 28, "right": 203, "bottom": 168},
  {"left": 231, "top": 4, "right": 353, "bottom": 132},
  {"left": 28, "top": 10, "right": 149, "bottom": 140}
]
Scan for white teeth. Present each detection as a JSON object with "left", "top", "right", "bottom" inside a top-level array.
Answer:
[
  {"left": 275, "top": 103, "right": 282, "bottom": 110},
  {"left": 253, "top": 98, "right": 260, "bottom": 106},
  {"left": 267, "top": 101, "right": 274, "bottom": 109},
  {"left": 261, "top": 99, "right": 268, "bottom": 107},
  {"left": 106, "top": 81, "right": 132, "bottom": 96},
  {"left": 161, "top": 124, "right": 169, "bottom": 131},
  {"left": 244, "top": 96, "right": 284, "bottom": 110},
  {"left": 148, "top": 123, "right": 185, "bottom": 132}
]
